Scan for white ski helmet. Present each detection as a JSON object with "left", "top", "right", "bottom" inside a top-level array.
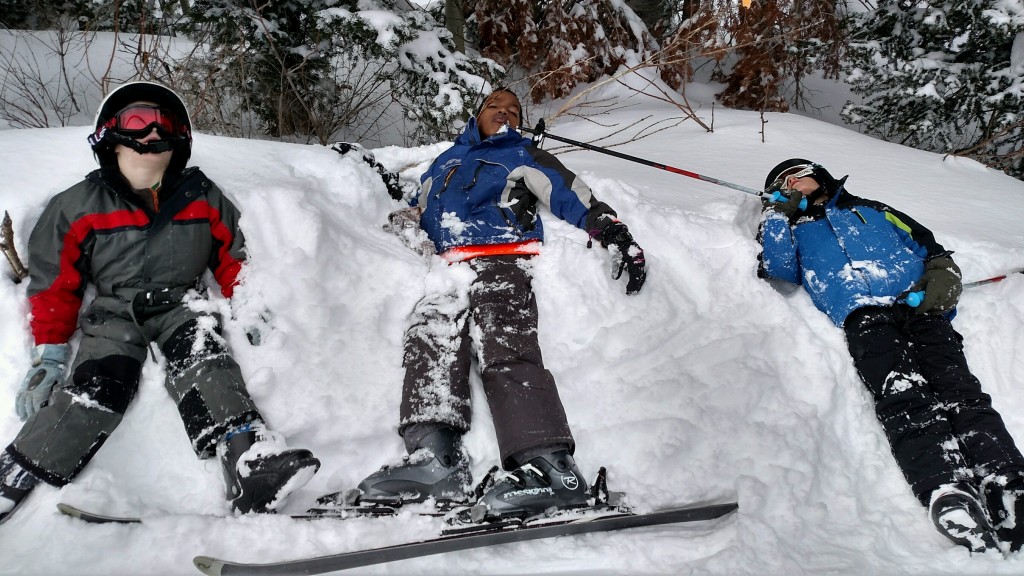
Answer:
[{"left": 88, "top": 81, "right": 192, "bottom": 171}]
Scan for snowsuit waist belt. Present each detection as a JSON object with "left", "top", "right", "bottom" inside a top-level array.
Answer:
[
  {"left": 111, "top": 284, "right": 198, "bottom": 309},
  {"left": 441, "top": 240, "right": 541, "bottom": 263},
  {"left": 111, "top": 284, "right": 201, "bottom": 336}
]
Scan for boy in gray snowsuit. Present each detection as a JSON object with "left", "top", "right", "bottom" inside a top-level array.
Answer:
[{"left": 0, "top": 81, "right": 319, "bottom": 525}]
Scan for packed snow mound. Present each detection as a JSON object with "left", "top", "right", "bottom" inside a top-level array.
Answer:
[{"left": 1, "top": 101, "right": 1023, "bottom": 575}]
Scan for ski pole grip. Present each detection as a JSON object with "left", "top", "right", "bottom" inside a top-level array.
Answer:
[
  {"left": 770, "top": 191, "right": 808, "bottom": 211},
  {"left": 904, "top": 291, "right": 924, "bottom": 307}
]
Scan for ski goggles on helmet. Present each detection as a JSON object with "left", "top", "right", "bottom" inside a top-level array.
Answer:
[
  {"left": 766, "top": 164, "right": 816, "bottom": 192},
  {"left": 103, "top": 104, "right": 183, "bottom": 138}
]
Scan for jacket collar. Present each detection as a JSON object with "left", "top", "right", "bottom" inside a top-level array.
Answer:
[{"left": 456, "top": 117, "right": 526, "bottom": 148}]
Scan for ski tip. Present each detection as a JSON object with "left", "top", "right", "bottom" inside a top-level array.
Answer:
[
  {"left": 193, "top": 556, "right": 225, "bottom": 576},
  {"left": 56, "top": 502, "right": 79, "bottom": 517},
  {"left": 56, "top": 502, "right": 142, "bottom": 524},
  {"left": 703, "top": 501, "right": 739, "bottom": 517}
]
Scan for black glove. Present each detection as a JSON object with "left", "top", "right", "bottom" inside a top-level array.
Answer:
[
  {"left": 592, "top": 222, "right": 646, "bottom": 295},
  {"left": 910, "top": 255, "right": 962, "bottom": 314}
]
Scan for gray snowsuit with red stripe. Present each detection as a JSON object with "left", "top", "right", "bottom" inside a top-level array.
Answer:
[{"left": 7, "top": 166, "right": 262, "bottom": 486}]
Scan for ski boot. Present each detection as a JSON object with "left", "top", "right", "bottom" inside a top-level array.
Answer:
[
  {"left": 982, "top": 472, "right": 1024, "bottom": 553},
  {"left": 470, "top": 449, "right": 590, "bottom": 523},
  {"left": 342, "top": 427, "right": 472, "bottom": 509},
  {"left": 0, "top": 451, "right": 41, "bottom": 526},
  {"left": 929, "top": 482, "right": 998, "bottom": 553},
  {"left": 219, "top": 426, "right": 320, "bottom": 514}
]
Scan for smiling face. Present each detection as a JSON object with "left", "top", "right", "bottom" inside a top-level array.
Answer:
[{"left": 477, "top": 90, "right": 521, "bottom": 138}]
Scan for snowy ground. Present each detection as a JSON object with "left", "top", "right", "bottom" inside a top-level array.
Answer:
[{"left": 2, "top": 78, "right": 1024, "bottom": 575}]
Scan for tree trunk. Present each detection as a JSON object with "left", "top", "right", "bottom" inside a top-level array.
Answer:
[{"left": 445, "top": 0, "right": 465, "bottom": 53}]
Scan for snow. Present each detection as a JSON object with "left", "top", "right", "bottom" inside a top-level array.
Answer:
[{"left": 3, "top": 43, "right": 1024, "bottom": 576}]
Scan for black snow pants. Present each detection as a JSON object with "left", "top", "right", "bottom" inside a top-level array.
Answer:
[
  {"left": 399, "top": 255, "right": 574, "bottom": 470},
  {"left": 844, "top": 305, "right": 1024, "bottom": 505},
  {"left": 8, "top": 290, "right": 261, "bottom": 486}
]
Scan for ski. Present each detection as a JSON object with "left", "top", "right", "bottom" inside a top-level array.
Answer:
[
  {"left": 56, "top": 502, "right": 441, "bottom": 525},
  {"left": 192, "top": 501, "right": 738, "bottom": 575}
]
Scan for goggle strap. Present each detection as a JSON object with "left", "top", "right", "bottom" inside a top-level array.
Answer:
[{"left": 92, "top": 129, "right": 182, "bottom": 154}]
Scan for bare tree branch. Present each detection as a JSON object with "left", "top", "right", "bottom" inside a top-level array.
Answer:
[{"left": 1, "top": 211, "right": 29, "bottom": 283}]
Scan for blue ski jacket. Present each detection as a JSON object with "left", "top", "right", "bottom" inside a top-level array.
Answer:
[
  {"left": 757, "top": 188, "right": 949, "bottom": 327},
  {"left": 416, "top": 118, "right": 617, "bottom": 255}
]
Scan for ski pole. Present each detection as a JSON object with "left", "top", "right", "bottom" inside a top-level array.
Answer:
[
  {"left": 768, "top": 190, "right": 808, "bottom": 211},
  {"left": 524, "top": 119, "right": 765, "bottom": 197},
  {"left": 963, "top": 268, "right": 1024, "bottom": 288},
  {"left": 522, "top": 120, "right": 1023, "bottom": 299},
  {"left": 904, "top": 268, "right": 1024, "bottom": 307}
]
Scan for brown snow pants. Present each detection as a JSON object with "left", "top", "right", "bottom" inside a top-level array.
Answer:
[{"left": 399, "top": 256, "right": 574, "bottom": 470}]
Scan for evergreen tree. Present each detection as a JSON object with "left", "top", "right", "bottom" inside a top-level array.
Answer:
[
  {"left": 182, "top": 0, "right": 332, "bottom": 138},
  {"left": 381, "top": 6, "right": 504, "bottom": 142},
  {"left": 624, "top": 0, "right": 674, "bottom": 34},
  {"left": 0, "top": 0, "right": 111, "bottom": 30},
  {"left": 843, "top": 0, "right": 1024, "bottom": 177},
  {"left": 469, "top": 0, "right": 653, "bottom": 102},
  {"left": 0, "top": 0, "right": 44, "bottom": 28},
  {"left": 180, "top": 0, "right": 498, "bottom": 143}
]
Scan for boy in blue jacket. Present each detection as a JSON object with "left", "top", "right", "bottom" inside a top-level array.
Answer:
[
  {"left": 757, "top": 159, "right": 1024, "bottom": 554},
  {"left": 334, "top": 89, "right": 646, "bottom": 523}
]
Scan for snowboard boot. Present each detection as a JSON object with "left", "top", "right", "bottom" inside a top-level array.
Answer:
[
  {"left": 219, "top": 426, "right": 320, "bottom": 514},
  {"left": 470, "top": 449, "right": 590, "bottom": 523},
  {"left": 0, "top": 451, "right": 41, "bottom": 526},
  {"left": 981, "top": 472, "right": 1024, "bottom": 553},
  {"left": 929, "top": 482, "right": 998, "bottom": 553},
  {"left": 353, "top": 427, "right": 471, "bottom": 508}
]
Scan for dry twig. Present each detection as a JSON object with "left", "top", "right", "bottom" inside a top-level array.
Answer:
[{"left": 1, "top": 211, "right": 29, "bottom": 283}]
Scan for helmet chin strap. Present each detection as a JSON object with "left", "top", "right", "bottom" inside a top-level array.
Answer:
[
  {"left": 805, "top": 175, "right": 848, "bottom": 205},
  {"left": 806, "top": 186, "right": 828, "bottom": 204}
]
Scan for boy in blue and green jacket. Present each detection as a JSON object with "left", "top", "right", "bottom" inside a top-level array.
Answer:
[{"left": 757, "top": 158, "right": 1024, "bottom": 555}]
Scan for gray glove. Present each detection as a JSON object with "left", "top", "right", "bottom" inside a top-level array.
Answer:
[
  {"left": 911, "top": 255, "right": 963, "bottom": 314},
  {"left": 383, "top": 207, "right": 435, "bottom": 257},
  {"left": 17, "top": 343, "right": 70, "bottom": 420},
  {"left": 245, "top": 310, "right": 273, "bottom": 346}
]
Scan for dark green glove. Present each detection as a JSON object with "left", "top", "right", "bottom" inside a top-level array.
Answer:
[
  {"left": 766, "top": 190, "right": 804, "bottom": 219},
  {"left": 912, "top": 255, "right": 962, "bottom": 314}
]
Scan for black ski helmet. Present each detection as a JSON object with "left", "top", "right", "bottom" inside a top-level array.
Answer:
[
  {"left": 764, "top": 158, "right": 844, "bottom": 195},
  {"left": 88, "top": 81, "right": 192, "bottom": 171}
]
